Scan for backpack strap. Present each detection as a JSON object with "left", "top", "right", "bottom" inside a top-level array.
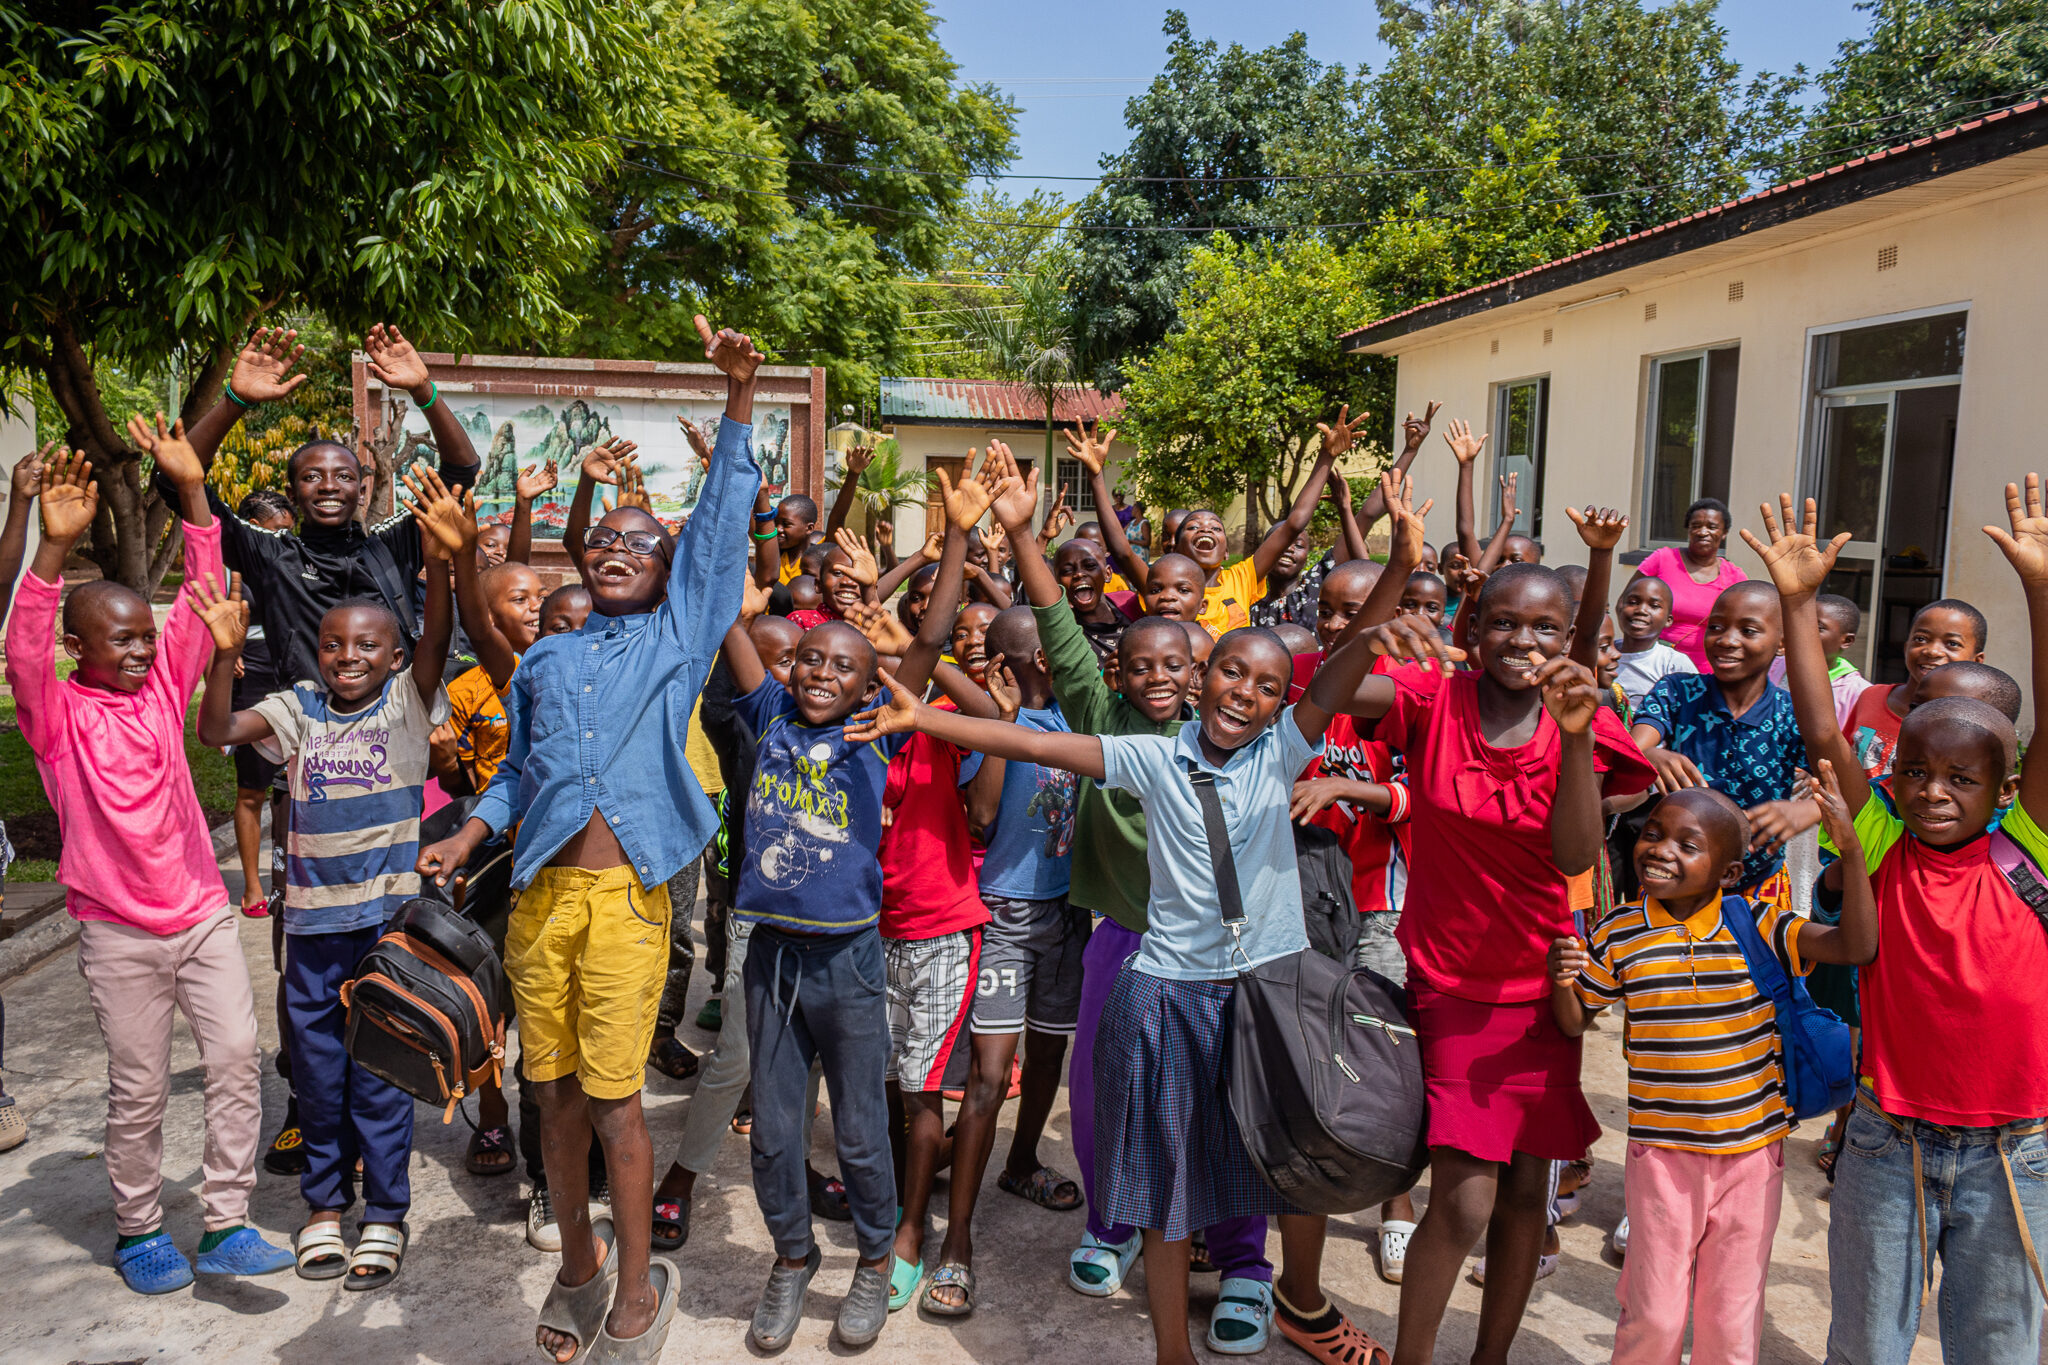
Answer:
[
  {"left": 1719, "top": 893, "right": 1791, "bottom": 1005},
  {"left": 1989, "top": 831, "right": 2048, "bottom": 937},
  {"left": 1183, "top": 759, "right": 1251, "bottom": 971}
]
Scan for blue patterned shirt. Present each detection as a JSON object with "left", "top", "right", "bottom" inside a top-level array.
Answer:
[{"left": 1636, "top": 674, "right": 1805, "bottom": 890}]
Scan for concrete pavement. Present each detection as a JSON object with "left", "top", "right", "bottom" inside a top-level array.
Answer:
[{"left": 0, "top": 854, "right": 1993, "bottom": 1363}]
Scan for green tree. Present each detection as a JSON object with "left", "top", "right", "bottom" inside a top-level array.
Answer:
[
  {"left": 1066, "top": 11, "right": 1354, "bottom": 383},
  {"left": 901, "top": 188, "right": 1072, "bottom": 380},
  {"left": 2, "top": 0, "right": 748, "bottom": 589},
  {"left": 1765, "top": 0, "right": 2048, "bottom": 180},
  {"left": 945, "top": 262, "right": 1085, "bottom": 467},
  {"left": 567, "top": 0, "right": 1017, "bottom": 408}
]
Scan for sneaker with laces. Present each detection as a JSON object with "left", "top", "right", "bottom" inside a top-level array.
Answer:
[
  {"left": 528, "top": 1185, "right": 562, "bottom": 1253},
  {"left": 751, "top": 1245, "right": 822, "bottom": 1351}
]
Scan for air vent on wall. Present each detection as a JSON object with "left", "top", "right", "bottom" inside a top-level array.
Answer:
[
  {"left": 1543, "top": 327, "right": 1553, "bottom": 345},
  {"left": 1878, "top": 244, "right": 1898, "bottom": 271},
  {"left": 1643, "top": 301, "right": 1658, "bottom": 321},
  {"left": 1490, "top": 338, "right": 1500, "bottom": 355},
  {"left": 1728, "top": 280, "right": 1745, "bottom": 302}
]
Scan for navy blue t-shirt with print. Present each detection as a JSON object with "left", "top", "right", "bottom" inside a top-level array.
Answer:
[
  {"left": 732, "top": 677, "right": 908, "bottom": 935},
  {"left": 978, "top": 703, "right": 1078, "bottom": 900},
  {"left": 1636, "top": 674, "right": 1805, "bottom": 890}
]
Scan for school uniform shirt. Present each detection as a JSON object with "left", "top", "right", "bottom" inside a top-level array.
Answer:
[
  {"left": 1576, "top": 894, "right": 1810, "bottom": 1153},
  {"left": 1768, "top": 654, "right": 1873, "bottom": 730},
  {"left": 445, "top": 660, "right": 513, "bottom": 791},
  {"left": 1192, "top": 559, "right": 1263, "bottom": 639},
  {"left": 1613, "top": 641, "right": 1696, "bottom": 710},
  {"left": 731, "top": 677, "right": 911, "bottom": 935},
  {"left": 1300, "top": 712, "right": 1410, "bottom": 917},
  {"left": 1635, "top": 675, "right": 1805, "bottom": 890},
  {"left": 253, "top": 670, "right": 451, "bottom": 936},
  {"left": 978, "top": 704, "right": 1078, "bottom": 900},
  {"left": 879, "top": 706, "right": 989, "bottom": 941},
  {"left": 1098, "top": 708, "right": 1322, "bottom": 981},
  {"left": 472, "top": 415, "right": 758, "bottom": 888},
  {"left": 1034, "top": 594, "right": 1188, "bottom": 933},
  {"left": 1825, "top": 796, "right": 2048, "bottom": 1127},
  {"left": 1842, "top": 683, "right": 1904, "bottom": 783},
  {"left": 1368, "top": 665, "right": 1658, "bottom": 1004}
]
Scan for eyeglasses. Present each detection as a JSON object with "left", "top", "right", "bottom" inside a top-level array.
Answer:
[{"left": 583, "top": 526, "right": 671, "bottom": 562}]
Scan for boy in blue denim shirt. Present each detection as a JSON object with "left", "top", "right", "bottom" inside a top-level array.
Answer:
[{"left": 419, "top": 317, "right": 761, "bottom": 1364}]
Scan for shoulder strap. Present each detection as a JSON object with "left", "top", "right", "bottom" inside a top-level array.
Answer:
[
  {"left": 1183, "top": 759, "right": 1247, "bottom": 930},
  {"left": 1719, "top": 894, "right": 1791, "bottom": 1002},
  {"left": 1990, "top": 831, "right": 2048, "bottom": 937}
]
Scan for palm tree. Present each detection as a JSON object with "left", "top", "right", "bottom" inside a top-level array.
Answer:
[
  {"left": 827, "top": 438, "right": 931, "bottom": 526},
  {"left": 946, "top": 262, "right": 1084, "bottom": 468}
]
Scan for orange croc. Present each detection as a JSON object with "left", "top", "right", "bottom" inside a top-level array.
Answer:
[{"left": 1276, "top": 1310, "right": 1391, "bottom": 1365}]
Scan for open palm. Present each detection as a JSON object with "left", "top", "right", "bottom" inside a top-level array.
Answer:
[
  {"left": 38, "top": 451, "right": 97, "bottom": 540},
  {"left": 126, "top": 411, "right": 205, "bottom": 488},
  {"left": 187, "top": 573, "right": 249, "bottom": 652},
  {"left": 1984, "top": 473, "right": 2048, "bottom": 586},
  {"left": 1062, "top": 423, "right": 1111, "bottom": 476},
  {"left": 1738, "top": 495, "right": 1850, "bottom": 598},
  {"left": 229, "top": 327, "right": 308, "bottom": 404},
  {"left": 516, "top": 462, "right": 558, "bottom": 502},
  {"left": 984, "top": 442, "right": 1038, "bottom": 529},
  {"left": 364, "top": 324, "right": 430, "bottom": 394}
]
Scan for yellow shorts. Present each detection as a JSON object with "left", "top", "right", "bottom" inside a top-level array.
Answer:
[{"left": 504, "top": 864, "right": 671, "bottom": 1100}]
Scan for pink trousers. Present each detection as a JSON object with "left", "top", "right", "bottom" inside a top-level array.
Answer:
[
  {"left": 76, "top": 911, "right": 262, "bottom": 1235},
  {"left": 1613, "top": 1139, "right": 1785, "bottom": 1365}
]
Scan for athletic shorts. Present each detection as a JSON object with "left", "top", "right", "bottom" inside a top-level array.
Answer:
[
  {"left": 972, "top": 895, "right": 1090, "bottom": 1036},
  {"left": 885, "top": 928, "right": 980, "bottom": 1092},
  {"left": 233, "top": 742, "right": 284, "bottom": 794}
]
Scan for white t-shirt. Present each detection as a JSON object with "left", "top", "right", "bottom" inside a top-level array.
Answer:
[{"left": 1614, "top": 642, "right": 1696, "bottom": 710}]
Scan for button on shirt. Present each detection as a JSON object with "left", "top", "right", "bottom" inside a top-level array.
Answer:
[
  {"left": 473, "top": 415, "right": 760, "bottom": 889},
  {"left": 1098, "top": 709, "right": 1322, "bottom": 981},
  {"left": 1635, "top": 674, "right": 1805, "bottom": 890}
]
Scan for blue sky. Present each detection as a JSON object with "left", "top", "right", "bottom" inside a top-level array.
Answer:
[{"left": 928, "top": 0, "right": 1869, "bottom": 199}]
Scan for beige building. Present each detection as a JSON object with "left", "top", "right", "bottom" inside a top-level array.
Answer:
[
  {"left": 876, "top": 378, "right": 1139, "bottom": 548},
  {"left": 1345, "top": 99, "right": 2048, "bottom": 695}
]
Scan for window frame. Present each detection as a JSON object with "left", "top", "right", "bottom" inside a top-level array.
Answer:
[
  {"left": 1489, "top": 374, "right": 1550, "bottom": 539},
  {"left": 1638, "top": 343, "right": 1740, "bottom": 550}
]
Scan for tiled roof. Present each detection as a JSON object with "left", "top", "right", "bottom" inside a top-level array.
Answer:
[
  {"left": 879, "top": 377, "right": 1125, "bottom": 427},
  {"left": 1344, "top": 97, "right": 2048, "bottom": 347}
]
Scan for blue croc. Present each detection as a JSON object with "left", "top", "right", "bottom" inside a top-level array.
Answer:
[
  {"left": 1068, "top": 1229, "right": 1141, "bottom": 1298},
  {"left": 1207, "top": 1276, "right": 1273, "bottom": 1355},
  {"left": 116, "top": 1232, "right": 193, "bottom": 1295},
  {"left": 196, "top": 1226, "right": 295, "bottom": 1277}
]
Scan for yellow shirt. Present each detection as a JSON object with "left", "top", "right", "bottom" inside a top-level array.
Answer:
[
  {"left": 779, "top": 553, "right": 804, "bottom": 585},
  {"left": 1195, "top": 559, "right": 1264, "bottom": 638},
  {"left": 446, "top": 663, "right": 513, "bottom": 790},
  {"left": 1104, "top": 572, "right": 1131, "bottom": 594},
  {"left": 685, "top": 698, "right": 724, "bottom": 797}
]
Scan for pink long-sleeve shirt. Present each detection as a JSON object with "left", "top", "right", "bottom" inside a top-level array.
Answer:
[{"left": 5, "top": 518, "right": 227, "bottom": 935}]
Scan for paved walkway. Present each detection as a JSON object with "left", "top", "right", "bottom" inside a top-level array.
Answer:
[{"left": 0, "top": 852, "right": 1993, "bottom": 1363}]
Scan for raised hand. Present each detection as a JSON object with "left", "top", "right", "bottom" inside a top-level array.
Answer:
[
  {"left": 1499, "top": 470, "right": 1519, "bottom": 525},
  {"left": 917, "top": 528, "right": 944, "bottom": 562},
  {"left": 694, "top": 315, "right": 764, "bottom": 385},
  {"left": 515, "top": 461, "right": 559, "bottom": 503},
  {"left": 11, "top": 442, "right": 55, "bottom": 502},
  {"left": 845, "top": 600, "right": 914, "bottom": 656},
  {"left": 1565, "top": 504, "right": 1628, "bottom": 552},
  {"left": 1532, "top": 653, "right": 1600, "bottom": 734},
  {"left": 833, "top": 527, "right": 879, "bottom": 586},
  {"left": 616, "top": 459, "right": 652, "bottom": 511},
  {"left": 38, "top": 449, "right": 97, "bottom": 542},
  {"left": 740, "top": 575, "right": 771, "bottom": 622},
  {"left": 984, "top": 652, "right": 1022, "bottom": 718},
  {"left": 984, "top": 441, "right": 1040, "bottom": 530},
  {"left": 1810, "top": 757, "right": 1865, "bottom": 860},
  {"left": 363, "top": 324, "right": 431, "bottom": 397},
  {"left": 1983, "top": 472, "right": 2048, "bottom": 587},
  {"left": 187, "top": 572, "right": 249, "bottom": 652},
  {"left": 1738, "top": 494, "right": 1852, "bottom": 601},
  {"left": 580, "top": 438, "right": 640, "bottom": 487},
  {"left": 872, "top": 518, "right": 895, "bottom": 549},
  {"left": 1401, "top": 401, "right": 1442, "bottom": 453},
  {"left": 1326, "top": 468, "right": 1351, "bottom": 510},
  {"left": 845, "top": 444, "right": 875, "bottom": 478},
  {"left": 677, "top": 416, "right": 713, "bottom": 468},
  {"left": 228, "top": 326, "right": 309, "bottom": 404},
  {"left": 1356, "top": 616, "right": 1466, "bottom": 674},
  {"left": 125, "top": 411, "right": 206, "bottom": 489},
  {"left": 400, "top": 462, "right": 476, "bottom": 562},
  {"left": 1316, "top": 403, "right": 1364, "bottom": 459},
  {"left": 1382, "top": 468, "right": 1434, "bottom": 566},
  {"left": 983, "top": 519, "right": 1011, "bottom": 571},
  {"left": 842, "top": 664, "right": 923, "bottom": 743},
  {"left": 1446, "top": 560, "right": 1488, "bottom": 601},
  {"left": 944, "top": 447, "right": 1010, "bottom": 533},
  {"left": 1041, "top": 484, "right": 1073, "bottom": 541},
  {"left": 1062, "top": 422, "right": 1114, "bottom": 476},
  {"left": 1443, "top": 418, "right": 1488, "bottom": 466}
]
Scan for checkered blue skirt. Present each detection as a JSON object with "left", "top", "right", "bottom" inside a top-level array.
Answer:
[{"left": 1093, "top": 963, "right": 1305, "bottom": 1239}]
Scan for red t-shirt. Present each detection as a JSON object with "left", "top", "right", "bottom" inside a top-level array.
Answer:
[
  {"left": 1843, "top": 683, "right": 1904, "bottom": 782},
  {"left": 878, "top": 710, "right": 989, "bottom": 940},
  {"left": 1300, "top": 712, "right": 1409, "bottom": 916},
  {"left": 1370, "top": 665, "right": 1657, "bottom": 1003}
]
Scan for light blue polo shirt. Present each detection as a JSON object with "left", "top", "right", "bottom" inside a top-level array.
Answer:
[{"left": 1099, "top": 708, "right": 1321, "bottom": 981}]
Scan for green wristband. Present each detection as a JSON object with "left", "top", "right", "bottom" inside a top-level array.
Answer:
[
  {"left": 223, "top": 379, "right": 252, "bottom": 410},
  {"left": 751, "top": 529, "right": 778, "bottom": 541},
  {"left": 417, "top": 380, "right": 438, "bottom": 410}
]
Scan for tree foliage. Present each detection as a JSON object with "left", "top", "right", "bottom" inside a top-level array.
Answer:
[{"left": 900, "top": 188, "right": 1071, "bottom": 382}]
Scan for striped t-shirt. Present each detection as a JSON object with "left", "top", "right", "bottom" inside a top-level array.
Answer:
[
  {"left": 255, "top": 671, "right": 450, "bottom": 936},
  {"left": 1575, "top": 894, "right": 1809, "bottom": 1153}
]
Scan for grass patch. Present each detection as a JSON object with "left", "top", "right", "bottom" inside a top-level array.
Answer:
[{"left": 7, "top": 858, "right": 56, "bottom": 883}]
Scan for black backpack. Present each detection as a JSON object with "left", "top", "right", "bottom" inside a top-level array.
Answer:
[
  {"left": 340, "top": 884, "right": 509, "bottom": 1122},
  {"left": 1294, "top": 821, "right": 1361, "bottom": 965},
  {"left": 1183, "top": 763, "right": 1429, "bottom": 1215}
]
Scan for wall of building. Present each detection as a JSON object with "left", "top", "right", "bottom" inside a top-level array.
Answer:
[{"left": 1380, "top": 170, "right": 2048, "bottom": 712}]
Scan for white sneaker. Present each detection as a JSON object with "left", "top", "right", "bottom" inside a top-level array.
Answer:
[
  {"left": 1614, "top": 1216, "right": 1630, "bottom": 1258},
  {"left": 1473, "top": 1252, "right": 1558, "bottom": 1285},
  {"left": 527, "top": 1186, "right": 561, "bottom": 1252},
  {"left": 1379, "top": 1220, "right": 1417, "bottom": 1284}
]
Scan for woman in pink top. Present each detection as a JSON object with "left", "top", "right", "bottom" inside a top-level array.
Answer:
[{"left": 1637, "top": 498, "right": 1747, "bottom": 669}]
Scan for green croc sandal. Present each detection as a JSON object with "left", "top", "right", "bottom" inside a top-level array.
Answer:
[{"left": 889, "top": 1255, "right": 923, "bottom": 1312}]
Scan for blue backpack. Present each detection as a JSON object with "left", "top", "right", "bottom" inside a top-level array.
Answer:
[{"left": 1720, "top": 893, "right": 1856, "bottom": 1122}]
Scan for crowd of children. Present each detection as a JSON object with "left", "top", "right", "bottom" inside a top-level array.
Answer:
[{"left": 6, "top": 320, "right": 2047, "bottom": 1365}]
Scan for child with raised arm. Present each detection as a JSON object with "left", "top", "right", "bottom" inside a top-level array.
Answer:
[
  {"left": 1744, "top": 490, "right": 2048, "bottom": 1365},
  {"left": 1548, "top": 764, "right": 1876, "bottom": 1365},
  {"left": 6, "top": 428, "right": 293, "bottom": 1294},
  {"left": 414, "top": 317, "right": 762, "bottom": 1363},
  {"left": 194, "top": 461, "right": 459, "bottom": 1293}
]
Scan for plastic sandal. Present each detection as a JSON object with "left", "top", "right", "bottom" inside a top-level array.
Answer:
[
  {"left": 590, "top": 1255, "right": 680, "bottom": 1362},
  {"left": 730, "top": 1108, "right": 752, "bottom": 1136},
  {"left": 647, "top": 1037, "right": 699, "bottom": 1081},
  {"left": 195, "top": 1226, "right": 294, "bottom": 1276},
  {"left": 920, "top": 1261, "right": 974, "bottom": 1317},
  {"left": 809, "top": 1168, "right": 852, "bottom": 1222},
  {"left": 294, "top": 1220, "right": 350, "bottom": 1281},
  {"left": 1817, "top": 1118, "right": 1844, "bottom": 1176},
  {"left": 1276, "top": 1308, "right": 1391, "bottom": 1365},
  {"left": 343, "top": 1221, "right": 409, "bottom": 1292},
  {"left": 465, "top": 1124, "right": 515, "bottom": 1176},
  {"left": 538, "top": 1216, "right": 617, "bottom": 1361},
  {"left": 651, "top": 1198, "right": 688, "bottom": 1252},
  {"left": 264, "top": 1123, "right": 308, "bottom": 1176},
  {"left": 997, "top": 1164, "right": 1082, "bottom": 1212},
  {"left": 116, "top": 1231, "right": 194, "bottom": 1295},
  {"left": 1472, "top": 1252, "right": 1558, "bottom": 1285},
  {"left": 1378, "top": 1220, "right": 1416, "bottom": 1285},
  {"left": 889, "top": 1254, "right": 924, "bottom": 1312},
  {"left": 1068, "top": 1230, "right": 1141, "bottom": 1297},
  {"left": 1207, "top": 1276, "right": 1273, "bottom": 1355},
  {"left": 0, "top": 1094, "right": 26, "bottom": 1152}
]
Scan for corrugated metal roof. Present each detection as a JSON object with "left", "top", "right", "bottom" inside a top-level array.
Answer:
[
  {"left": 879, "top": 377, "right": 1126, "bottom": 428},
  {"left": 1344, "top": 97, "right": 2048, "bottom": 348}
]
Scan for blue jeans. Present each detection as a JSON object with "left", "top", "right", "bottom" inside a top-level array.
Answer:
[
  {"left": 744, "top": 925, "right": 896, "bottom": 1262},
  {"left": 284, "top": 926, "right": 414, "bottom": 1223},
  {"left": 1827, "top": 1090, "right": 2048, "bottom": 1364}
]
